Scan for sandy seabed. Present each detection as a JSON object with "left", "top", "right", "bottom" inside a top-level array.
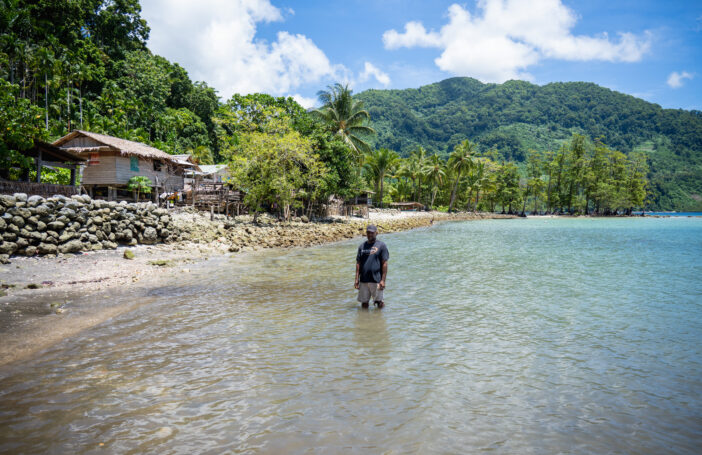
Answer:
[{"left": 0, "top": 210, "right": 515, "bottom": 366}]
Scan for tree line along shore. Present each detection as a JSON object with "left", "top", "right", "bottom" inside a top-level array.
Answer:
[{"left": 3, "top": 1, "right": 653, "bottom": 224}]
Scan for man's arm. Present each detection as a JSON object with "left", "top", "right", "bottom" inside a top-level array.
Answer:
[
  {"left": 355, "top": 262, "right": 360, "bottom": 289},
  {"left": 379, "top": 261, "right": 387, "bottom": 290}
]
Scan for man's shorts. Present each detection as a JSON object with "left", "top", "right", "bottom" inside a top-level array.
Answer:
[{"left": 357, "top": 282, "right": 384, "bottom": 303}]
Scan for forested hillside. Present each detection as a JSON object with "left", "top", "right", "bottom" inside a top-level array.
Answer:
[
  {"left": 356, "top": 78, "right": 702, "bottom": 210},
  {"left": 1, "top": 1, "right": 699, "bottom": 211}
]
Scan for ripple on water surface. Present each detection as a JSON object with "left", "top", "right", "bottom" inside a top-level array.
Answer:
[{"left": 0, "top": 217, "right": 701, "bottom": 454}]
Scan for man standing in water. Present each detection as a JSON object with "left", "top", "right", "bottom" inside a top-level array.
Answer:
[{"left": 355, "top": 224, "right": 389, "bottom": 309}]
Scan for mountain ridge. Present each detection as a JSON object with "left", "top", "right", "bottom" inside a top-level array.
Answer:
[{"left": 355, "top": 77, "right": 702, "bottom": 210}]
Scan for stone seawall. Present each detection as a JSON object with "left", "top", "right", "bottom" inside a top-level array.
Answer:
[
  {"left": 0, "top": 193, "right": 175, "bottom": 262},
  {"left": 0, "top": 193, "right": 518, "bottom": 263}
]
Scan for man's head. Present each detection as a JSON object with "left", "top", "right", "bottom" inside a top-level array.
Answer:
[{"left": 366, "top": 224, "right": 377, "bottom": 242}]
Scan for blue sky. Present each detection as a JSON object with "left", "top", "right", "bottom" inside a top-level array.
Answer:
[{"left": 141, "top": 0, "right": 702, "bottom": 110}]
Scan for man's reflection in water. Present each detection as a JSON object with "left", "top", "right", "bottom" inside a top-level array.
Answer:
[{"left": 351, "top": 309, "right": 391, "bottom": 368}]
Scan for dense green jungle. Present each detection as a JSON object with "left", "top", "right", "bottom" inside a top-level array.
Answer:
[
  {"left": 1, "top": 0, "right": 700, "bottom": 211},
  {"left": 356, "top": 78, "right": 702, "bottom": 211}
]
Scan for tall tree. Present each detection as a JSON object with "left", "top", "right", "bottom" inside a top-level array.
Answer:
[
  {"left": 423, "top": 154, "right": 446, "bottom": 209},
  {"left": 227, "top": 113, "right": 322, "bottom": 222},
  {"left": 313, "top": 83, "right": 375, "bottom": 159},
  {"left": 447, "top": 139, "right": 476, "bottom": 212},
  {"left": 364, "top": 148, "right": 400, "bottom": 208}
]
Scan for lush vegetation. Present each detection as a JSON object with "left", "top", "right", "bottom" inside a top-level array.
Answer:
[
  {"left": 1, "top": 0, "right": 218, "bottom": 161},
  {"left": 356, "top": 78, "right": 702, "bottom": 211},
  {"left": 0, "top": 1, "right": 685, "bottom": 214},
  {"left": 362, "top": 134, "right": 649, "bottom": 215}
]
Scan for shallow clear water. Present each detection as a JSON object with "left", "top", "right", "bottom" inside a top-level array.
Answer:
[{"left": 1, "top": 218, "right": 701, "bottom": 454}]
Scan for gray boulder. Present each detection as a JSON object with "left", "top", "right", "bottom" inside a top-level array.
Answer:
[
  {"left": 141, "top": 226, "right": 158, "bottom": 244},
  {"left": 59, "top": 208, "right": 77, "bottom": 219},
  {"left": 48, "top": 221, "right": 65, "bottom": 231},
  {"left": 58, "top": 232, "right": 75, "bottom": 243},
  {"left": 12, "top": 216, "right": 25, "bottom": 228},
  {"left": 27, "top": 195, "right": 44, "bottom": 207},
  {"left": 59, "top": 240, "right": 83, "bottom": 254},
  {"left": 34, "top": 204, "right": 50, "bottom": 217},
  {"left": 0, "top": 195, "right": 16, "bottom": 207},
  {"left": 13, "top": 193, "right": 27, "bottom": 202},
  {"left": 37, "top": 243, "right": 58, "bottom": 254},
  {"left": 101, "top": 240, "right": 118, "bottom": 249},
  {"left": 10, "top": 207, "right": 31, "bottom": 219},
  {"left": 0, "top": 242, "right": 17, "bottom": 254}
]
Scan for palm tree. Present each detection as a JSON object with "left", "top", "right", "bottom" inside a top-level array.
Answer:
[
  {"left": 409, "top": 146, "right": 428, "bottom": 203},
  {"left": 313, "top": 83, "right": 375, "bottom": 158},
  {"left": 472, "top": 160, "right": 488, "bottom": 212},
  {"left": 448, "top": 139, "right": 476, "bottom": 212},
  {"left": 422, "top": 154, "right": 446, "bottom": 209},
  {"left": 397, "top": 151, "right": 424, "bottom": 202},
  {"left": 464, "top": 159, "right": 486, "bottom": 211},
  {"left": 364, "top": 148, "right": 399, "bottom": 208}
]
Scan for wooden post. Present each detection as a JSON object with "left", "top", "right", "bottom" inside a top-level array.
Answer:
[
  {"left": 70, "top": 166, "right": 76, "bottom": 186},
  {"left": 35, "top": 150, "right": 42, "bottom": 183},
  {"left": 210, "top": 205, "right": 214, "bottom": 221}
]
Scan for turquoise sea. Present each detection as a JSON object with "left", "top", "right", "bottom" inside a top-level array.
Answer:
[{"left": 0, "top": 217, "right": 701, "bottom": 453}]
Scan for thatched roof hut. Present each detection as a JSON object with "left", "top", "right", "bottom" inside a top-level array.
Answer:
[
  {"left": 53, "top": 130, "right": 178, "bottom": 162},
  {"left": 52, "top": 130, "right": 187, "bottom": 201}
]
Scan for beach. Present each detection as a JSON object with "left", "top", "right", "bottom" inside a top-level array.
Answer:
[{"left": 0, "top": 209, "right": 514, "bottom": 366}]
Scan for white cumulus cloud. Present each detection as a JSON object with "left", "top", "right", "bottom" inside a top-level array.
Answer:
[
  {"left": 290, "top": 93, "right": 318, "bottom": 109},
  {"left": 141, "top": 0, "right": 344, "bottom": 100},
  {"left": 358, "top": 62, "right": 391, "bottom": 86},
  {"left": 667, "top": 71, "right": 693, "bottom": 88},
  {"left": 383, "top": 0, "right": 651, "bottom": 83}
]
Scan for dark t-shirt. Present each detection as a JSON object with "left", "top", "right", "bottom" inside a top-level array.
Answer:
[{"left": 356, "top": 240, "right": 389, "bottom": 283}]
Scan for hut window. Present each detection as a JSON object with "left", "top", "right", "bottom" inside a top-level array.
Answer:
[
  {"left": 130, "top": 156, "right": 139, "bottom": 172},
  {"left": 88, "top": 153, "right": 100, "bottom": 166},
  {"left": 153, "top": 160, "right": 163, "bottom": 171}
]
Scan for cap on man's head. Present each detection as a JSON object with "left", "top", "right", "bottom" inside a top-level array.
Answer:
[{"left": 366, "top": 224, "right": 378, "bottom": 233}]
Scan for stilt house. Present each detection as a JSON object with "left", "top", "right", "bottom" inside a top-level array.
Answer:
[{"left": 53, "top": 130, "right": 186, "bottom": 201}]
